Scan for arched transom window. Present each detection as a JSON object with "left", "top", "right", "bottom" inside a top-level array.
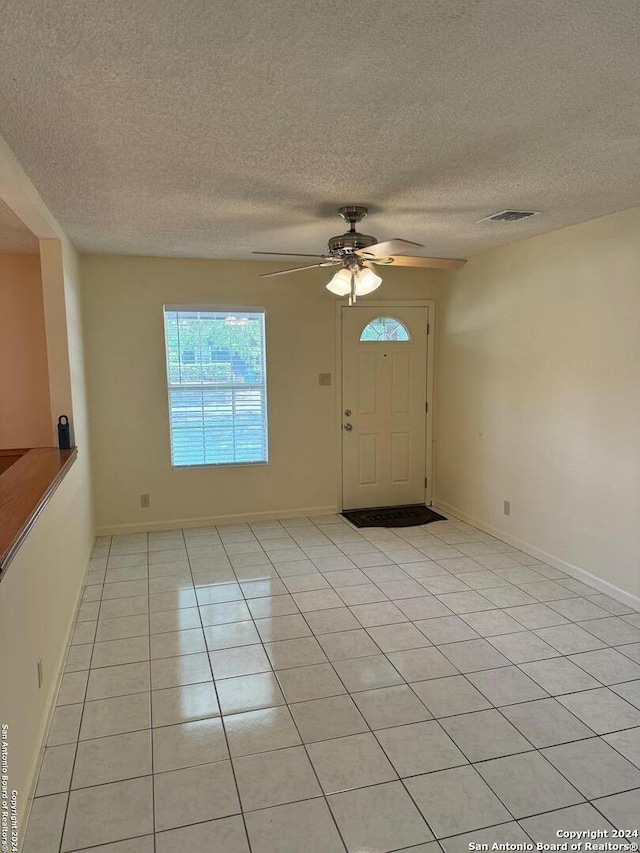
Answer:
[{"left": 359, "top": 316, "right": 411, "bottom": 342}]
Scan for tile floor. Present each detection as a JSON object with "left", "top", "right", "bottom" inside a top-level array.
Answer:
[{"left": 24, "top": 511, "right": 640, "bottom": 852}]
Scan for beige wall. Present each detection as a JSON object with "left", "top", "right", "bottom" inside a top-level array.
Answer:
[
  {"left": 437, "top": 206, "right": 640, "bottom": 603},
  {"left": 0, "top": 253, "right": 52, "bottom": 447},
  {"left": 81, "top": 255, "right": 445, "bottom": 532}
]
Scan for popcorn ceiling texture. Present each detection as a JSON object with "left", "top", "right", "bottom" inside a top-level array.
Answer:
[
  {"left": 0, "top": 197, "right": 39, "bottom": 254},
  {"left": 0, "top": 0, "right": 639, "bottom": 259}
]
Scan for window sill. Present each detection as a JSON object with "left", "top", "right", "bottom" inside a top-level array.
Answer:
[{"left": 0, "top": 447, "right": 78, "bottom": 581}]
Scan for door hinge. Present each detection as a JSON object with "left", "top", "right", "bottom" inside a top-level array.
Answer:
[
  {"left": 427, "top": 323, "right": 430, "bottom": 335},
  {"left": 425, "top": 401, "right": 428, "bottom": 413},
  {"left": 425, "top": 477, "right": 428, "bottom": 488}
]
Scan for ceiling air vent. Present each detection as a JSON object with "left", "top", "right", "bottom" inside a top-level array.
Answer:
[{"left": 477, "top": 210, "right": 539, "bottom": 223}]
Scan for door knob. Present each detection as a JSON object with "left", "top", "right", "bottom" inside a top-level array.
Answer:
[{"left": 343, "top": 423, "right": 353, "bottom": 431}]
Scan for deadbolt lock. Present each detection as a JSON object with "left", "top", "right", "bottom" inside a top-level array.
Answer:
[{"left": 344, "top": 409, "right": 352, "bottom": 417}]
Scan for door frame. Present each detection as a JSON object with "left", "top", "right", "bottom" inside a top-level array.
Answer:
[{"left": 334, "top": 299, "right": 436, "bottom": 511}]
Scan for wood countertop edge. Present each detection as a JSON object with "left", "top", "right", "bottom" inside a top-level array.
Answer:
[{"left": 0, "top": 447, "right": 78, "bottom": 581}]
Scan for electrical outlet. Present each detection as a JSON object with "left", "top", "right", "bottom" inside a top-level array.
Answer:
[
  {"left": 503, "top": 500, "right": 511, "bottom": 516},
  {"left": 37, "top": 658, "right": 43, "bottom": 689},
  {"left": 318, "top": 373, "right": 332, "bottom": 386},
  {"left": 140, "top": 494, "right": 150, "bottom": 508}
]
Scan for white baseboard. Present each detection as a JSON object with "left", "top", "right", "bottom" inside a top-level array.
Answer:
[
  {"left": 434, "top": 500, "right": 640, "bottom": 611},
  {"left": 19, "top": 534, "right": 96, "bottom": 850},
  {"left": 97, "top": 505, "right": 341, "bottom": 536}
]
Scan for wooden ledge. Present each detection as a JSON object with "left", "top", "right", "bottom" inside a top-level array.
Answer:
[{"left": 0, "top": 447, "right": 77, "bottom": 580}]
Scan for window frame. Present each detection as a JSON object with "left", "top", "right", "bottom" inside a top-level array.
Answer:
[
  {"left": 163, "top": 304, "right": 269, "bottom": 470},
  {"left": 359, "top": 316, "right": 412, "bottom": 342}
]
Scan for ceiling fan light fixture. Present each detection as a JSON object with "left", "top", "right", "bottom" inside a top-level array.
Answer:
[
  {"left": 355, "top": 266, "right": 383, "bottom": 295},
  {"left": 326, "top": 266, "right": 383, "bottom": 297},
  {"left": 326, "top": 268, "right": 353, "bottom": 296}
]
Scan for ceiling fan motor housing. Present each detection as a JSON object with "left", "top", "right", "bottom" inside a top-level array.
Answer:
[{"left": 328, "top": 231, "right": 378, "bottom": 255}]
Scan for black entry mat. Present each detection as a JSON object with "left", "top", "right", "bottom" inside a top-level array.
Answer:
[{"left": 341, "top": 504, "right": 447, "bottom": 528}]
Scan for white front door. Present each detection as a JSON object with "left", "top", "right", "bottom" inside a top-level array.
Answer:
[{"left": 341, "top": 306, "right": 429, "bottom": 510}]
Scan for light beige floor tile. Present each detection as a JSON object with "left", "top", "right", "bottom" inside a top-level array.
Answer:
[
  {"left": 199, "top": 600, "right": 252, "bottom": 626},
  {"left": 203, "top": 620, "right": 260, "bottom": 650},
  {"left": 153, "top": 718, "right": 228, "bottom": 771},
  {"left": 80, "top": 693, "right": 151, "bottom": 739},
  {"left": 151, "top": 652, "right": 212, "bottom": 689},
  {"left": 209, "top": 644, "right": 271, "bottom": 678},
  {"left": 276, "top": 662, "right": 346, "bottom": 703},
  {"left": 410, "top": 675, "right": 491, "bottom": 717},
  {"left": 353, "top": 684, "right": 432, "bottom": 729},
  {"left": 92, "top": 636, "right": 150, "bottom": 668},
  {"left": 377, "top": 719, "right": 467, "bottom": 776},
  {"left": 317, "top": 628, "right": 381, "bottom": 661},
  {"left": 414, "top": 615, "right": 479, "bottom": 644},
  {"left": 96, "top": 613, "right": 150, "bottom": 641},
  {"left": 150, "top": 627, "right": 206, "bottom": 659},
  {"left": 350, "top": 600, "right": 408, "bottom": 627},
  {"left": 308, "top": 732, "right": 397, "bottom": 793},
  {"left": 290, "top": 694, "right": 368, "bottom": 743},
  {"left": 440, "top": 709, "right": 532, "bottom": 761},
  {"left": 247, "top": 594, "right": 300, "bottom": 618},
  {"left": 151, "top": 681, "right": 219, "bottom": 726},
  {"left": 467, "top": 665, "right": 548, "bottom": 705},
  {"left": 36, "top": 744, "right": 76, "bottom": 796},
  {"left": 99, "top": 596, "right": 149, "bottom": 619},
  {"left": 333, "top": 654, "right": 403, "bottom": 692},
  {"left": 245, "top": 798, "right": 344, "bottom": 853},
  {"left": 56, "top": 670, "right": 89, "bottom": 705},
  {"left": 217, "top": 671, "right": 286, "bottom": 715},
  {"left": 47, "top": 704, "right": 83, "bottom": 745},
  {"left": 328, "top": 780, "right": 433, "bottom": 852},
  {"left": 154, "top": 760, "right": 239, "bottom": 831},
  {"left": 224, "top": 706, "right": 301, "bottom": 756},
  {"left": 557, "top": 687, "right": 640, "bottom": 733},
  {"left": 149, "top": 589, "right": 197, "bottom": 612},
  {"left": 264, "top": 636, "right": 327, "bottom": 669},
  {"left": 303, "top": 607, "right": 361, "bottom": 634},
  {"left": 476, "top": 752, "right": 584, "bottom": 817},
  {"left": 366, "top": 622, "right": 431, "bottom": 652},
  {"left": 22, "top": 793, "right": 68, "bottom": 853},
  {"left": 292, "top": 588, "right": 344, "bottom": 612},
  {"left": 65, "top": 644, "right": 93, "bottom": 672},
  {"left": 500, "top": 697, "right": 595, "bottom": 747},
  {"left": 542, "top": 737, "right": 640, "bottom": 798},
  {"left": 156, "top": 816, "right": 249, "bottom": 853},
  {"left": 234, "top": 745, "right": 321, "bottom": 810},
  {"left": 388, "top": 647, "right": 458, "bottom": 681},
  {"left": 438, "top": 638, "right": 511, "bottom": 672},
  {"left": 405, "top": 765, "right": 511, "bottom": 838},
  {"left": 72, "top": 730, "right": 152, "bottom": 788},
  {"left": 255, "top": 614, "right": 311, "bottom": 642},
  {"left": 62, "top": 777, "right": 153, "bottom": 851},
  {"left": 87, "top": 661, "right": 150, "bottom": 700}
]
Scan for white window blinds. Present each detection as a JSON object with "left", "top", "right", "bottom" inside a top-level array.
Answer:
[{"left": 163, "top": 307, "right": 268, "bottom": 467}]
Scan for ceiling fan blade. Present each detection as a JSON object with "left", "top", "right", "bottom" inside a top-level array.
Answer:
[
  {"left": 372, "top": 255, "right": 467, "bottom": 269},
  {"left": 253, "top": 251, "right": 330, "bottom": 259},
  {"left": 260, "top": 261, "right": 339, "bottom": 278},
  {"left": 356, "top": 238, "right": 424, "bottom": 259}
]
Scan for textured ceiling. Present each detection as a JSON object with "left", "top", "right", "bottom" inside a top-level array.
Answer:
[
  {"left": 0, "top": 197, "right": 39, "bottom": 253},
  {"left": 1, "top": 0, "right": 640, "bottom": 260}
]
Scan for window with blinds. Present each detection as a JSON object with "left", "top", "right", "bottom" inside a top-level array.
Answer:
[{"left": 163, "top": 307, "right": 268, "bottom": 467}]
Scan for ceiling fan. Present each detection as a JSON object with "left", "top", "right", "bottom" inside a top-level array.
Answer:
[{"left": 253, "top": 206, "right": 466, "bottom": 302}]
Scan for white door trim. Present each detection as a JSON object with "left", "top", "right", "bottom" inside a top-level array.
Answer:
[{"left": 334, "top": 299, "right": 436, "bottom": 511}]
